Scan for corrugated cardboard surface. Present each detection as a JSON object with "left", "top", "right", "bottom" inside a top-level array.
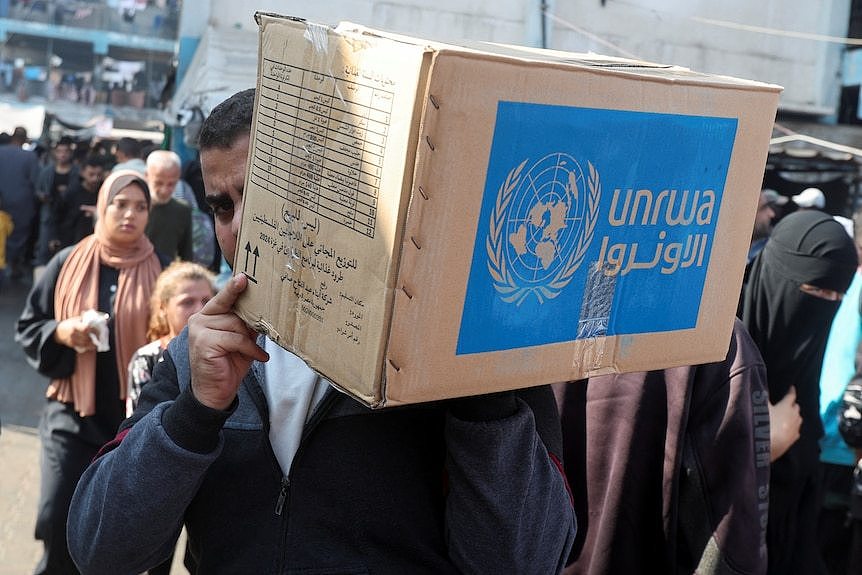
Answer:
[
  {"left": 236, "top": 14, "right": 426, "bottom": 404},
  {"left": 235, "top": 13, "right": 781, "bottom": 407}
]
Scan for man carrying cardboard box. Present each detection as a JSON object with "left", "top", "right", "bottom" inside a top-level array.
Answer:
[{"left": 67, "top": 89, "right": 576, "bottom": 574}]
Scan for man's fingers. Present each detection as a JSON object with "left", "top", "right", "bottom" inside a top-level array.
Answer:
[
  {"left": 190, "top": 308, "right": 269, "bottom": 364},
  {"left": 191, "top": 274, "right": 262, "bottom": 345},
  {"left": 195, "top": 330, "right": 269, "bottom": 364},
  {"left": 189, "top": 305, "right": 257, "bottom": 339},
  {"left": 200, "top": 273, "right": 248, "bottom": 316}
]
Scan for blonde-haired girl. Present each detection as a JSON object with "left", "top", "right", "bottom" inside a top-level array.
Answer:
[{"left": 127, "top": 260, "right": 216, "bottom": 414}]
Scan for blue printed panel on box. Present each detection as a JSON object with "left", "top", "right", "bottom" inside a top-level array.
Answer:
[{"left": 456, "top": 102, "right": 738, "bottom": 355}]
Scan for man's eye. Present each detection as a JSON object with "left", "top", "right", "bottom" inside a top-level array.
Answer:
[
  {"left": 212, "top": 205, "right": 234, "bottom": 222},
  {"left": 205, "top": 196, "right": 232, "bottom": 214}
]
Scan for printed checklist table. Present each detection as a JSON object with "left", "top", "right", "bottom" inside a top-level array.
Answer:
[{"left": 250, "top": 58, "right": 394, "bottom": 239}]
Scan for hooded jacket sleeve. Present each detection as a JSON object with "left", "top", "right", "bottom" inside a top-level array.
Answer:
[
  {"left": 675, "top": 320, "right": 770, "bottom": 574},
  {"left": 444, "top": 385, "right": 576, "bottom": 574},
  {"left": 67, "top": 349, "right": 233, "bottom": 574}
]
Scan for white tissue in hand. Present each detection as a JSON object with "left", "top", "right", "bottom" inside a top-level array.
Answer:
[{"left": 82, "top": 309, "right": 110, "bottom": 352}]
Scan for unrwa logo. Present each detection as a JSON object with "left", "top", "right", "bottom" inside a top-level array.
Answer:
[{"left": 486, "top": 153, "right": 600, "bottom": 305}]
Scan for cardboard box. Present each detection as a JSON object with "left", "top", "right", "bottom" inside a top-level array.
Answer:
[{"left": 234, "top": 12, "right": 782, "bottom": 407}]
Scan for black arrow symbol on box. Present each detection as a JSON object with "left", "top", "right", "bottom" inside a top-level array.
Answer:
[{"left": 244, "top": 242, "right": 260, "bottom": 283}]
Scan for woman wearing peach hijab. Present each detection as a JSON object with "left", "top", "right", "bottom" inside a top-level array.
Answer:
[{"left": 16, "top": 170, "right": 165, "bottom": 574}]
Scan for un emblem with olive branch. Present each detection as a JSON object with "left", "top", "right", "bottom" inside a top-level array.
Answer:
[{"left": 486, "top": 153, "right": 600, "bottom": 306}]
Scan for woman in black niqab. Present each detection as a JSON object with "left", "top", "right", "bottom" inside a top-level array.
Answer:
[{"left": 741, "top": 209, "right": 857, "bottom": 575}]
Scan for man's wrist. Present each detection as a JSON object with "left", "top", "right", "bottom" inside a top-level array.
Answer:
[{"left": 162, "top": 388, "right": 237, "bottom": 453}]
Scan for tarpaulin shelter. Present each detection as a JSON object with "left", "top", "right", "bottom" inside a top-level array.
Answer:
[
  {"left": 0, "top": 102, "right": 46, "bottom": 139},
  {"left": 765, "top": 126, "right": 862, "bottom": 217},
  {"left": 165, "top": 26, "right": 258, "bottom": 147}
]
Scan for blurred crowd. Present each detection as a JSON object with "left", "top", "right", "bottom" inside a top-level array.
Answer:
[{"left": 0, "top": 126, "right": 221, "bottom": 286}]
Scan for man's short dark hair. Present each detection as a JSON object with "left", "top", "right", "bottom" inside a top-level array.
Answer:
[
  {"left": 197, "top": 88, "right": 255, "bottom": 150},
  {"left": 83, "top": 155, "right": 105, "bottom": 170},
  {"left": 11, "top": 126, "right": 27, "bottom": 144},
  {"left": 116, "top": 137, "right": 142, "bottom": 159}
]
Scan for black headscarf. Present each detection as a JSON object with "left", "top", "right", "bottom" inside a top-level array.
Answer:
[{"left": 741, "top": 210, "right": 857, "bottom": 439}]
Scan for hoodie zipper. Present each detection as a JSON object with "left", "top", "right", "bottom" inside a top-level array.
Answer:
[
  {"left": 243, "top": 366, "right": 293, "bottom": 519},
  {"left": 275, "top": 476, "right": 290, "bottom": 515},
  {"left": 270, "top": 389, "right": 340, "bottom": 517}
]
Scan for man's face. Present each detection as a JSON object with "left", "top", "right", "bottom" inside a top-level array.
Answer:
[
  {"left": 753, "top": 192, "right": 776, "bottom": 241},
  {"left": 146, "top": 164, "right": 180, "bottom": 205},
  {"left": 202, "top": 134, "right": 250, "bottom": 266},
  {"left": 80, "top": 165, "right": 105, "bottom": 193},
  {"left": 53, "top": 144, "right": 72, "bottom": 166}
]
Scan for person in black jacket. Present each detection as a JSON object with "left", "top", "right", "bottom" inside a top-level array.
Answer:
[
  {"left": 67, "top": 89, "right": 576, "bottom": 574},
  {"left": 44, "top": 155, "right": 106, "bottom": 253}
]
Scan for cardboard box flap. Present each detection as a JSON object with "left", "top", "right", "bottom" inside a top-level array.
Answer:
[
  {"left": 335, "top": 20, "right": 783, "bottom": 93},
  {"left": 254, "top": 12, "right": 306, "bottom": 27}
]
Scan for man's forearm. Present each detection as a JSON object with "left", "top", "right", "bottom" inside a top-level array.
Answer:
[
  {"left": 68, "top": 402, "right": 221, "bottom": 574},
  {"left": 444, "top": 399, "right": 576, "bottom": 574}
]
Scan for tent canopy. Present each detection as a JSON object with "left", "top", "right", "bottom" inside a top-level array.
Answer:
[
  {"left": 0, "top": 102, "right": 46, "bottom": 139},
  {"left": 766, "top": 124, "right": 862, "bottom": 217},
  {"left": 167, "top": 26, "right": 259, "bottom": 130}
]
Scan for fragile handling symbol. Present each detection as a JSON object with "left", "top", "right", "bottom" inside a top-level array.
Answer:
[{"left": 244, "top": 241, "right": 260, "bottom": 283}]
